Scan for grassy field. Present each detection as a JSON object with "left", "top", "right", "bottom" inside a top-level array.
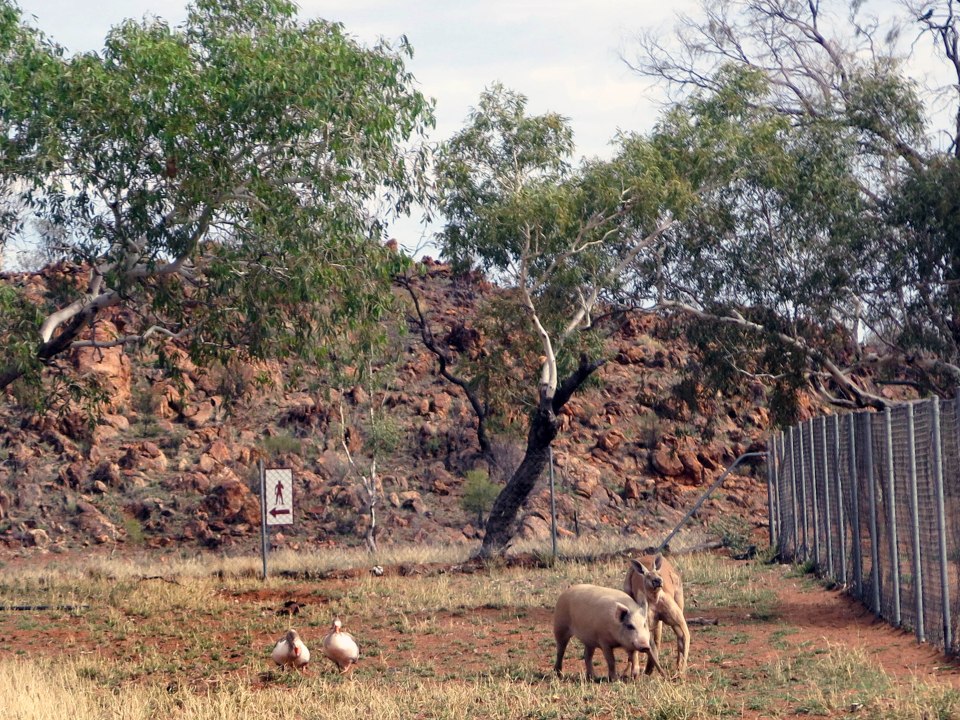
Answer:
[{"left": 1, "top": 540, "right": 958, "bottom": 719}]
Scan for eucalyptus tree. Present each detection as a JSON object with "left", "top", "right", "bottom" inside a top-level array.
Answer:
[
  {"left": 436, "top": 83, "right": 783, "bottom": 555},
  {"left": 0, "top": 0, "right": 433, "bottom": 400},
  {"left": 627, "top": 0, "right": 960, "bottom": 410}
]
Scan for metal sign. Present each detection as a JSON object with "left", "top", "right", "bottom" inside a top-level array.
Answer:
[{"left": 264, "top": 467, "right": 293, "bottom": 526}]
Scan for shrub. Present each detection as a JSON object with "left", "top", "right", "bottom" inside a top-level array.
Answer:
[
  {"left": 366, "top": 412, "right": 404, "bottom": 456},
  {"left": 261, "top": 432, "right": 302, "bottom": 458},
  {"left": 460, "top": 469, "right": 501, "bottom": 525},
  {"left": 710, "top": 514, "right": 753, "bottom": 554}
]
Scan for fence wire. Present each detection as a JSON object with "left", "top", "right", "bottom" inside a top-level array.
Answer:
[{"left": 770, "top": 397, "right": 960, "bottom": 654}]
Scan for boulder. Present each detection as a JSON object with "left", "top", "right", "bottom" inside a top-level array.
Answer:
[
  {"left": 119, "top": 442, "right": 168, "bottom": 473},
  {"left": 73, "top": 500, "right": 119, "bottom": 544},
  {"left": 23, "top": 528, "right": 51, "bottom": 548},
  {"left": 90, "top": 461, "right": 122, "bottom": 488},
  {"left": 517, "top": 512, "right": 551, "bottom": 541},
  {"left": 203, "top": 478, "right": 260, "bottom": 525},
  {"left": 72, "top": 320, "right": 132, "bottom": 410},
  {"left": 207, "top": 440, "right": 231, "bottom": 463},
  {"left": 398, "top": 491, "right": 426, "bottom": 514},
  {"left": 595, "top": 429, "right": 625, "bottom": 453},
  {"left": 570, "top": 464, "right": 602, "bottom": 499},
  {"left": 652, "top": 444, "right": 684, "bottom": 476}
]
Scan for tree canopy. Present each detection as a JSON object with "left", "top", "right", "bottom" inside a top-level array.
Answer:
[
  {"left": 433, "top": 81, "right": 785, "bottom": 554},
  {"left": 626, "top": 0, "right": 960, "bottom": 416},
  {"left": 0, "top": 0, "right": 433, "bottom": 400}
]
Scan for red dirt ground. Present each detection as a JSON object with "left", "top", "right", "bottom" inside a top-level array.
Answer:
[
  {"left": 1, "top": 555, "right": 958, "bottom": 715},
  {"left": 761, "top": 572, "right": 960, "bottom": 683}
]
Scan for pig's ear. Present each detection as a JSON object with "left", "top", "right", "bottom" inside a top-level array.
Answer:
[
  {"left": 630, "top": 559, "right": 647, "bottom": 576},
  {"left": 615, "top": 603, "right": 630, "bottom": 623},
  {"left": 654, "top": 554, "right": 664, "bottom": 571}
]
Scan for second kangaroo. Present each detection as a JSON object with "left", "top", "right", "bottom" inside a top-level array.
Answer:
[{"left": 624, "top": 553, "right": 690, "bottom": 676}]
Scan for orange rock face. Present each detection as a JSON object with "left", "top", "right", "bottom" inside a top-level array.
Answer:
[{"left": 72, "top": 320, "right": 132, "bottom": 411}]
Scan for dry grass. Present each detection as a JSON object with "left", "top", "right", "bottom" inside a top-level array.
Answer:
[
  {"left": 0, "top": 653, "right": 731, "bottom": 720},
  {"left": 1, "top": 546, "right": 958, "bottom": 719}
]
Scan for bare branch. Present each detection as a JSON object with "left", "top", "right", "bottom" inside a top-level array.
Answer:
[{"left": 69, "top": 325, "right": 188, "bottom": 350}]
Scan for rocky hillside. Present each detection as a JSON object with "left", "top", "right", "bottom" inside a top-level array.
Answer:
[{"left": 0, "top": 259, "right": 775, "bottom": 556}]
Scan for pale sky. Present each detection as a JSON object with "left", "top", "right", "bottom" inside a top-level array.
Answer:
[
  {"left": 14, "top": 1, "right": 685, "bottom": 257},
  {"left": 9, "top": 0, "right": 954, "bottom": 261},
  {"left": 17, "top": 1, "right": 680, "bottom": 154}
]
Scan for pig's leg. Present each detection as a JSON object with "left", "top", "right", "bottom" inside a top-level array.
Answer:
[
  {"left": 582, "top": 644, "right": 597, "bottom": 681},
  {"left": 601, "top": 645, "right": 618, "bottom": 682},
  {"left": 554, "top": 630, "right": 571, "bottom": 676}
]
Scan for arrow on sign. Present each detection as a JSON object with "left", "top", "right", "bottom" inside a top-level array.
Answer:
[{"left": 269, "top": 508, "right": 291, "bottom": 518}]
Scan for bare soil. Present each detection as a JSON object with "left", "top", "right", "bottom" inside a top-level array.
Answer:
[{"left": 1, "top": 556, "right": 958, "bottom": 709}]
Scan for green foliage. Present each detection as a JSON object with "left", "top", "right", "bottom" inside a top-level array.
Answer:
[
  {"left": 0, "top": 284, "right": 45, "bottom": 392},
  {"left": 436, "top": 84, "right": 575, "bottom": 276},
  {"left": 710, "top": 514, "right": 753, "bottom": 555},
  {"left": 122, "top": 518, "right": 145, "bottom": 545},
  {"left": 625, "top": 2, "right": 960, "bottom": 403},
  {"left": 459, "top": 469, "right": 500, "bottom": 523},
  {"left": 879, "top": 155, "right": 960, "bottom": 392},
  {"left": 365, "top": 411, "right": 404, "bottom": 456},
  {"left": 0, "top": 0, "right": 433, "bottom": 393},
  {"left": 260, "top": 431, "right": 301, "bottom": 458}
]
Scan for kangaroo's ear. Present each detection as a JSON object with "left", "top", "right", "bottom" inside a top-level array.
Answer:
[
  {"left": 630, "top": 559, "right": 647, "bottom": 576},
  {"left": 615, "top": 603, "right": 630, "bottom": 623},
  {"left": 654, "top": 554, "right": 664, "bottom": 571}
]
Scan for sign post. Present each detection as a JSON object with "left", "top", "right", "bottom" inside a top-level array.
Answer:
[{"left": 259, "top": 464, "right": 293, "bottom": 580}]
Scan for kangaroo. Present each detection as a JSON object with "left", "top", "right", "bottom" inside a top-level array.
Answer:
[{"left": 623, "top": 553, "right": 690, "bottom": 677}]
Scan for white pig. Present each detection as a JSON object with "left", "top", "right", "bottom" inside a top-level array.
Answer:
[{"left": 553, "top": 584, "right": 663, "bottom": 681}]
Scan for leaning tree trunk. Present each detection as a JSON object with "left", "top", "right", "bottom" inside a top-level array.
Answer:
[
  {"left": 478, "top": 354, "right": 604, "bottom": 557},
  {"left": 0, "top": 304, "right": 98, "bottom": 391}
]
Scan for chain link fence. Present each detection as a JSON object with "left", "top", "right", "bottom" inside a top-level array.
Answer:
[{"left": 767, "top": 397, "right": 959, "bottom": 653}]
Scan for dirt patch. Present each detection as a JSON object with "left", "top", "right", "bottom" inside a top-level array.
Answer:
[
  {"left": 2, "top": 555, "right": 959, "bottom": 713},
  {"left": 219, "top": 586, "right": 331, "bottom": 606},
  {"left": 767, "top": 573, "right": 960, "bottom": 683}
]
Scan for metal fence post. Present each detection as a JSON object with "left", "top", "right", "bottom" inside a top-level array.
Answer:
[
  {"left": 863, "top": 413, "right": 881, "bottom": 615},
  {"left": 774, "top": 432, "right": 783, "bottom": 547},
  {"left": 884, "top": 407, "right": 901, "bottom": 627},
  {"left": 849, "top": 413, "right": 863, "bottom": 599},
  {"left": 907, "top": 402, "right": 925, "bottom": 643},
  {"left": 767, "top": 434, "right": 776, "bottom": 548},
  {"left": 259, "top": 459, "right": 268, "bottom": 581},
  {"left": 808, "top": 419, "right": 820, "bottom": 568},
  {"left": 834, "top": 414, "right": 847, "bottom": 587},
  {"left": 549, "top": 446, "right": 558, "bottom": 560},
  {"left": 789, "top": 426, "right": 800, "bottom": 560},
  {"left": 820, "top": 417, "right": 833, "bottom": 578},
  {"left": 797, "top": 425, "right": 809, "bottom": 560},
  {"left": 932, "top": 398, "right": 952, "bottom": 651},
  {"left": 775, "top": 431, "right": 784, "bottom": 548}
]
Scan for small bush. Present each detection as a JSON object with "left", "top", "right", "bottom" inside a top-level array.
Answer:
[
  {"left": 460, "top": 469, "right": 501, "bottom": 525},
  {"left": 710, "top": 514, "right": 753, "bottom": 554},
  {"left": 366, "top": 412, "right": 404, "bottom": 456},
  {"left": 261, "top": 432, "right": 302, "bottom": 458},
  {"left": 123, "top": 518, "right": 145, "bottom": 545}
]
